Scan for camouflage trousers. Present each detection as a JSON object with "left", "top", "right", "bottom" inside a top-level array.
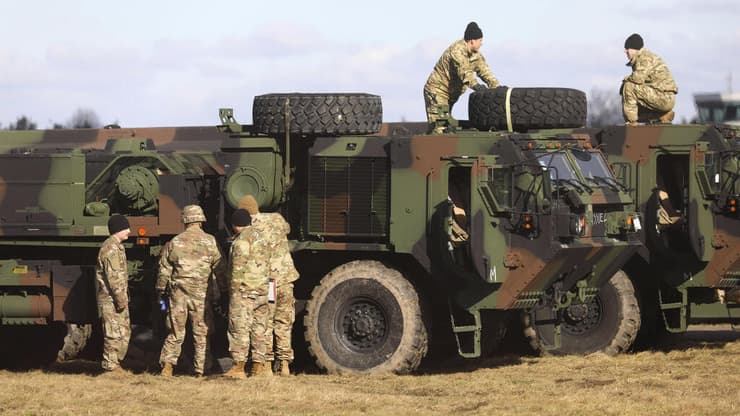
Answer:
[
  {"left": 159, "top": 287, "right": 212, "bottom": 375},
  {"left": 266, "top": 282, "right": 296, "bottom": 362},
  {"left": 99, "top": 299, "right": 131, "bottom": 371},
  {"left": 228, "top": 284, "right": 269, "bottom": 363},
  {"left": 622, "top": 81, "right": 676, "bottom": 123},
  {"left": 423, "top": 86, "right": 460, "bottom": 133}
]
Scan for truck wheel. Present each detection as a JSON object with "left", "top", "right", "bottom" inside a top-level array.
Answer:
[
  {"left": 303, "top": 260, "right": 428, "bottom": 374},
  {"left": 468, "top": 87, "right": 587, "bottom": 132},
  {"left": 252, "top": 93, "right": 383, "bottom": 135},
  {"left": 523, "top": 270, "right": 640, "bottom": 355}
]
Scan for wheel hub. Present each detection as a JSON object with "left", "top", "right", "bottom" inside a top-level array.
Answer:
[
  {"left": 563, "top": 299, "right": 602, "bottom": 335},
  {"left": 341, "top": 301, "right": 387, "bottom": 350}
]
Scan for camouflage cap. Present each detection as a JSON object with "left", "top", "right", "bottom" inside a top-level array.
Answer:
[
  {"left": 181, "top": 204, "right": 206, "bottom": 224},
  {"left": 238, "top": 195, "right": 260, "bottom": 215}
]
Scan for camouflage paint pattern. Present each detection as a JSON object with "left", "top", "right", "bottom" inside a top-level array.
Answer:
[{"left": 588, "top": 124, "right": 740, "bottom": 327}]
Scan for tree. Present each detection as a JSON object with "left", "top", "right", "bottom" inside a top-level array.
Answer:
[
  {"left": 8, "top": 115, "right": 37, "bottom": 130},
  {"left": 67, "top": 108, "right": 101, "bottom": 129},
  {"left": 587, "top": 88, "right": 623, "bottom": 127}
]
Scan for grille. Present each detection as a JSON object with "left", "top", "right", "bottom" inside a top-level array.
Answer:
[{"left": 308, "top": 157, "right": 388, "bottom": 237}]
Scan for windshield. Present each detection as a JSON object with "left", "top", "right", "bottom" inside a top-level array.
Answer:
[
  {"left": 536, "top": 152, "right": 578, "bottom": 180},
  {"left": 575, "top": 151, "right": 613, "bottom": 179}
]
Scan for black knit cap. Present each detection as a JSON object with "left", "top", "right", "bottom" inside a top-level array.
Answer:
[
  {"left": 231, "top": 209, "right": 251, "bottom": 227},
  {"left": 464, "top": 22, "right": 483, "bottom": 41},
  {"left": 108, "top": 214, "right": 130, "bottom": 235},
  {"left": 624, "top": 33, "right": 644, "bottom": 50}
]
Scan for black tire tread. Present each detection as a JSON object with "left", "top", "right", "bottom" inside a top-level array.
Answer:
[
  {"left": 303, "top": 260, "right": 428, "bottom": 374},
  {"left": 522, "top": 270, "right": 640, "bottom": 356},
  {"left": 253, "top": 93, "right": 383, "bottom": 135},
  {"left": 469, "top": 87, "right": 587, "bottom": 132}
]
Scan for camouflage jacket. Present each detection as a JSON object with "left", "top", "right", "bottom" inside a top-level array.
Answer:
[
  {"left": 228, "top": 222, "right": 271, "bottom": 291},
  {"left": 625, "top": 48, "right": 677, "bottom": 93},
  {"left": 156, "top": 226, "right": 225, "bottom": 298},
  {"left": 95, "top": 235, "right": 129, "bottom": 309},
  {"left": 253, "top": 212, "right": 299, "bottom": 283},
  {"left": 424, "top": 39, "right": 499, "bottom": 100}
]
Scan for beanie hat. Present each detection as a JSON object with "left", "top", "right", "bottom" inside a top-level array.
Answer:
[
  {"left": 108, "top": 214, "right": 130, "bottom": 235},
  {"left": 238, "top": 195, "right": 260, "bottom": 215},
  {"left": 624, "top": 33, "right": 644, "bottom": 50},
  {"left": 464, "top": 22, "right": 483, "bottom": 41},
  {"left": 231, "top": 209, "right": 252, "bottom": 227}
]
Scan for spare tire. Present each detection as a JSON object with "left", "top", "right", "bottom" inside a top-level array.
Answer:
[
  {"left": 253, "top": 93, "right": 383, "bottom": 135},
  {"left": 469, "top": 87, "right": 587, "bottom": 132}
]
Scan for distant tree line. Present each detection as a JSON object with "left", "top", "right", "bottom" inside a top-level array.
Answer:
[{"left": 1, "top": 108, "right": 104, "bottom": 130}]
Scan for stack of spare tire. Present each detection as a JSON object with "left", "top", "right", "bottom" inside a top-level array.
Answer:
[
  {"left": 250, "top": 88, "right": 587, "bottom": 135},
  {"left": 468, "top": 87, "right": 588, "bottom": 132}
]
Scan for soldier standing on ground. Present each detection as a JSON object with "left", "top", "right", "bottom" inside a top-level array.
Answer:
[
  {"left": 95, "top": 214, "right": 132, "bottom": 374},
  {"left": 620, "top": 33, "right": 678, "bottom": 125},
  {"left": 240, "top": 195, "right": 298, "bottom": 376},
  {"left": 424, "top": 21, "right": 500, "bottom": 133},
  {"left": 157, "top": 205, "right": 225, "bottom": 377},
  {"left": 223, "top": 208, "right": 272, "bottom": 378}
]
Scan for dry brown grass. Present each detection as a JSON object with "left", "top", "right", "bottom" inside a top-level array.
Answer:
[{"left": 1, "top": 334, "right": 738, "bottom": 416}]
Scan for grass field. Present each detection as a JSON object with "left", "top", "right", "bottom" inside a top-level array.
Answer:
[{"left": 1, "top": 328, "right": 738, "bottom": 416}]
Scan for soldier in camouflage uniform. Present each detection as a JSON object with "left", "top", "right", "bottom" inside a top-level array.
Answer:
[
  {"left": 95, "top": 214, "right": 132, "bottom": 373},
  {"left": 223, "top": 208, "right": 272, "bottom": 378},
  {"left": 424, "top": 21, "right": 500, "bottom": 133},
  {"left": 240, "top": 195, "right": 298, "bottom": 376},
  {"left": 621, "top": 33, "right": 678, "bottom": 125},
  {"left": 157, "top": 205, "right": 225, "bottom": 377}
]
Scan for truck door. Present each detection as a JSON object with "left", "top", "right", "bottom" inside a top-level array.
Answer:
[{"left": 688, "top": 143, "right": 717, "bottom": 261}]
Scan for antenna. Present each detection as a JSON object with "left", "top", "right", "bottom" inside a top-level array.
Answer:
[{"left": 728, "top": 71, "right": 733, "bottom": 94}]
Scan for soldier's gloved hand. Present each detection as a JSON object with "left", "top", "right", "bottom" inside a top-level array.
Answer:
[{"left": 471, "top": 84, "right": 487, "bottom": 92}]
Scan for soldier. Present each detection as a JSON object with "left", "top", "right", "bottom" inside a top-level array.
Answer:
[
  {"left": 240, "top": 195, "right": 298, "bottom": 376},
  {"left": 95, "top": 214, "right": 132, "bottom": 374},
  {"left": 424, "top": 21, "right": 501, "bottom": 133},
  {"left": 157, "top": 205, "right": 225, "bottom": 377},
  {"left": 223, "top": 208, "right": 272, "bottom": 378},
  {"left": 620, "top": 33, "right": 678, "bottom": 125}
]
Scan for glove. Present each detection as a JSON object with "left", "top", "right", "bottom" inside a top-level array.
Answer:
[{"left": 471, "top": 84, "right": 487, "bottom": 92}]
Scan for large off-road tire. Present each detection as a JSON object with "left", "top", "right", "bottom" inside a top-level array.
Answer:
[
  {"left": 303, "top": 260, "right": 428, "bottom": 374},
  {"left": 252, "top": 93, "right": 383, "bottom": 135},
  {"left": 523, "top": 270, "right": 640, "bottom": 355},
  {"left": 469, "top": 87, "right": 587, "bottom": 132}
]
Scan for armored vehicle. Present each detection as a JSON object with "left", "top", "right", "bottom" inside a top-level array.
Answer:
[
  {"left": 585, "top": 123, "right": 740, "bottom": 342},
  {"left": 0, "top": 90, "right": 642, "bottom": 373}
]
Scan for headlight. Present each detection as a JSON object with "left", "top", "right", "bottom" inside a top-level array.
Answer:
[{"left": 571, "top": 214, "right": 586, "bottom": 236}]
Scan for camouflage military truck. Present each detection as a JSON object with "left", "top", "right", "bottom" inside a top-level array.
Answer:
[
  {"left": 582, "top": 123, "right": 740, "bottom": 342},
  {"left": 0, "top": 89, "right": 643, "bottom": 374}
]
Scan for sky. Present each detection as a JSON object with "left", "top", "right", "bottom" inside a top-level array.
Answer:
[{"left": 1, "top": 0, "right": 738, "bottom": 129}]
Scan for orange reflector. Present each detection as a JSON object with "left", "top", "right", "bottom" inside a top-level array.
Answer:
[
  {"left": 731, "top": 206, "right": 737, "bottom": 213},
  {"left": 626, "top": 216, "right": 633, "bottom": 225},
  {"left": 136, "top": 237, "right": 150, "bottom": 245},
  {"left": 138, "top": 227, "right": 147, "bottom": 236},
  {"left": 524, "top": 215, "right": 533, "bottom": 222},
  {"left": 524, "top": 223, "right": 532, "bottom": 230},
  {"left": 730, "top": 199, "right": 737, "bottom": 206}
]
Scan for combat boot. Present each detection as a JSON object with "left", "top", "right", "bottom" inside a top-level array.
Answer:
[
  {"left": 223, "top": 360, "right": 246, "bottom": 379},
  {"left": 250, "top": 362, "right": 272, "bottom": 377},
  {"left": 279, "top": 360, "right": 291, "bottom": 376},
  {"left": 160, "top": 363, "right": 173, "bottom": 377},
  {"left": 659, "top": 110, "right": 675, "bottom": 124}
]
